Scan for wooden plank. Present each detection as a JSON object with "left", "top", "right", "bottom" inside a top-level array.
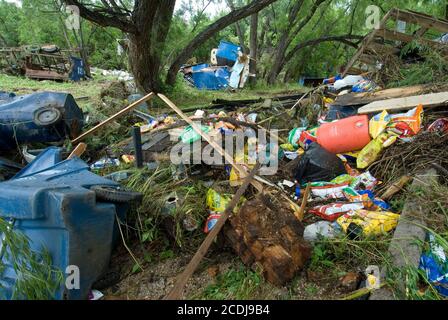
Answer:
[
  {"left": 415, "top": 26, "right": 429, "bottom": 37},
  {"left": 370, "top": 170, "right": 438, "bottom": 300},
  {"left": 366, "top": 42, "right": 400, "bottom": 55},
  {"left": 389, "top": 9, "right": 448, "bottom": 33},
  {"left": 358, "top": 92, "right": 448, "bottom": 114},
  {"left": 164, "top": 163, "right": 261, "bottom": 300},
  {"left": 67, "top": 143, "right": 87, "bottom": 159},
  {"left": 378, "top": 28, "right": 444, "bottom": 47},
  {"left": 157, "top": 93, "right": 264, "bottom": 192},
  {"left": 72, "top": 92, "right": 155, "bottom": 144},
  {"left": 297, "top": 183, "right": 311, "bottom": 221},
  {"left": 342, "top": 9, "right": 394, "bottom": 76},
  {"left": 333, "top": 84, "right": 432, "bottom": 107}
]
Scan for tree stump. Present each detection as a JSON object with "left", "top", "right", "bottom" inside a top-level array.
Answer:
[{"left": 225, "top": 194, "right": 312, "bottom": 286}]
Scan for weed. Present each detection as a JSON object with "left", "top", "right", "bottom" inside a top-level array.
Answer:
[
  {"left": 304, "top": 283, "right": 319, "bottom": 296},
  {"left": 193, "top": 264, "right": 263, "bottom": 300},
  {"left": 0, "top": 218, "right": 64, "bottom": 299},
  {"left": 387, "top": 44, "right": 448, "bottom": 87},
  {"left": 123, "top": 164, "right": 209, "bottom": 250},
  {"left": 160, "top": 249, "right": 175, "bottom": 260}
]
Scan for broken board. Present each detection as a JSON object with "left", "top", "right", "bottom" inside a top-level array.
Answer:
[
  {"left": 225, "top": 194, "right": 312, "bottom": 286},
  {"left": 357, "top": 92, "right": 448, "bottom": 114},
  {"left": 333, "top": 84, "right": 448, "bottom": 107}
]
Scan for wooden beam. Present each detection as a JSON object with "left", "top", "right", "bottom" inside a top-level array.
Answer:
[
  {"left": 297, "top": 183, "right": 311, "bottom": 221},
  {"left": 378, "top": 28, "right": 445, "bottom": 47},
  {"left": 415, "top": 26, "right": 429, "bottom": 37},
  {"left": 358, "top": 92, "right": 448, "bottom": 114},
  {"left": 390, "top": 9, "right": 448, "bottom": 33},
  {"left": 342, "top": 9, "right": 394, "bottom": 76},
  {"left": 67, "top": 143, "right": 87, "bottom": 159},
  {"left": 366, "top": 42, "right": 401, "bottom": 55},
  {"left": 333, "top": 84, "right": 437, "bottom": 107},
  {"left": 164, "top": 163, "right": 261, "bottom": 300},
  {"left": 157, "top": 93, "right": 264, "bottom": 192},
  {"left": 72, "top": 92, "right": 155, "bottom": 144}
]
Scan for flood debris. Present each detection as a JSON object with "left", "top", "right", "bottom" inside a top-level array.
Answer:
[
  {"left": 0, "top": 147, "right": 141, "bottom": 299},
  {"left": 0, "top": 5, "right": 447, "bottom": 302},
  {"left": 0, "top": 45, "right": 87, "bottom": 81},
  {"left": 180, "top": 40, "right": 251, "bottom": 90}
]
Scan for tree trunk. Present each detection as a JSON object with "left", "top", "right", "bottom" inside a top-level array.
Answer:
[
  {"left": 129, "top": 0, "right": 176, "bottom": 92},
  {"left": 78, "top": 20, "right": 92, "bottom": 78},
  {"left": 267, "top": 0, "right": 305, "bottom": 85},
  {"left": 249, "top": 13, "right": 258, "bottom": 86},
  {"left": 165, "top": 0, "right": 277, "bottom": 87},
  {"left": 226, "top": 0, "right": 247, "bottom": 52},
  {"left": 446, "top": 3, "right": 448, "bottom": 20},
  {"left": 128, "top": 33, "right": 162, "bottom": 93},
  {"left": 267, "top": 0, "right": 327, "bottom": 85}
]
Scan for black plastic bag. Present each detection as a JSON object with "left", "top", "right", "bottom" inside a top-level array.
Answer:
[{"left": 294, "top": 143, "right": 346, "bottom": 184}]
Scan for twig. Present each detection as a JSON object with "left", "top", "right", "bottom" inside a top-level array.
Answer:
[{"left": 116, "top": 214, "right": 144, "bottom": 272}]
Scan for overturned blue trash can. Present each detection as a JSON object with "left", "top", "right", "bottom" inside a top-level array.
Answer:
[{"left": 0, "top": 147, "right": 135, "bottom": 300}]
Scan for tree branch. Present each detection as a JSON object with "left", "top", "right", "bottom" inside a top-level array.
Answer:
[
  {"left": 284, "top": 34, "right": 363, "bottom": 63},
  {"left": 62, "top": 0, "right": 137, "bottom": 34}
]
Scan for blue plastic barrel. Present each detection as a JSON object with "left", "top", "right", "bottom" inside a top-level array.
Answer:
[
  {"left": 216, "top": 41, "right": 241, "bottom": 66},
  {"left": 0, "top": 147, "right": 129, "bottom": 300}
]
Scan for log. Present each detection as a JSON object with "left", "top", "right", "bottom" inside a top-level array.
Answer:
[
  {"left": 225, "top": 194, "right": 312, "bottom": 286},
  {"left": 164, "top": 163, "right": 261, "bottom": 300}
]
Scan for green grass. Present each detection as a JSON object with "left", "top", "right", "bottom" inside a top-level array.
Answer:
[
  {"left": 0, "top": 218, "right": 64, "bottom": 299},
  {"left": 192, "top": 264, "right": 264, "bottom": 300},
  {"left": 123, "top": 164, "right": 209, "bottom": 250},
  {"left": 0, "top": 73, "right": 106, "bottom": 99},
  {"left": 167, "top": 76, "right": 307, "bottom": 109}
]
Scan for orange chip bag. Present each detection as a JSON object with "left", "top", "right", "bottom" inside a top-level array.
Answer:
[{"left": 390, "top": 104, "right": 423, "bottom": 135}]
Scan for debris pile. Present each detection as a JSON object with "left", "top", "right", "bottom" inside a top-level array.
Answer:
[
  {"left": 180, "top": 40, "right": 251, "bottom": 90},
  {"left": 0, "top": 45, "right": 86, "bottom": 81},
  {"left": 0, "top": 7, "right": 447, "bottom": 301}
]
